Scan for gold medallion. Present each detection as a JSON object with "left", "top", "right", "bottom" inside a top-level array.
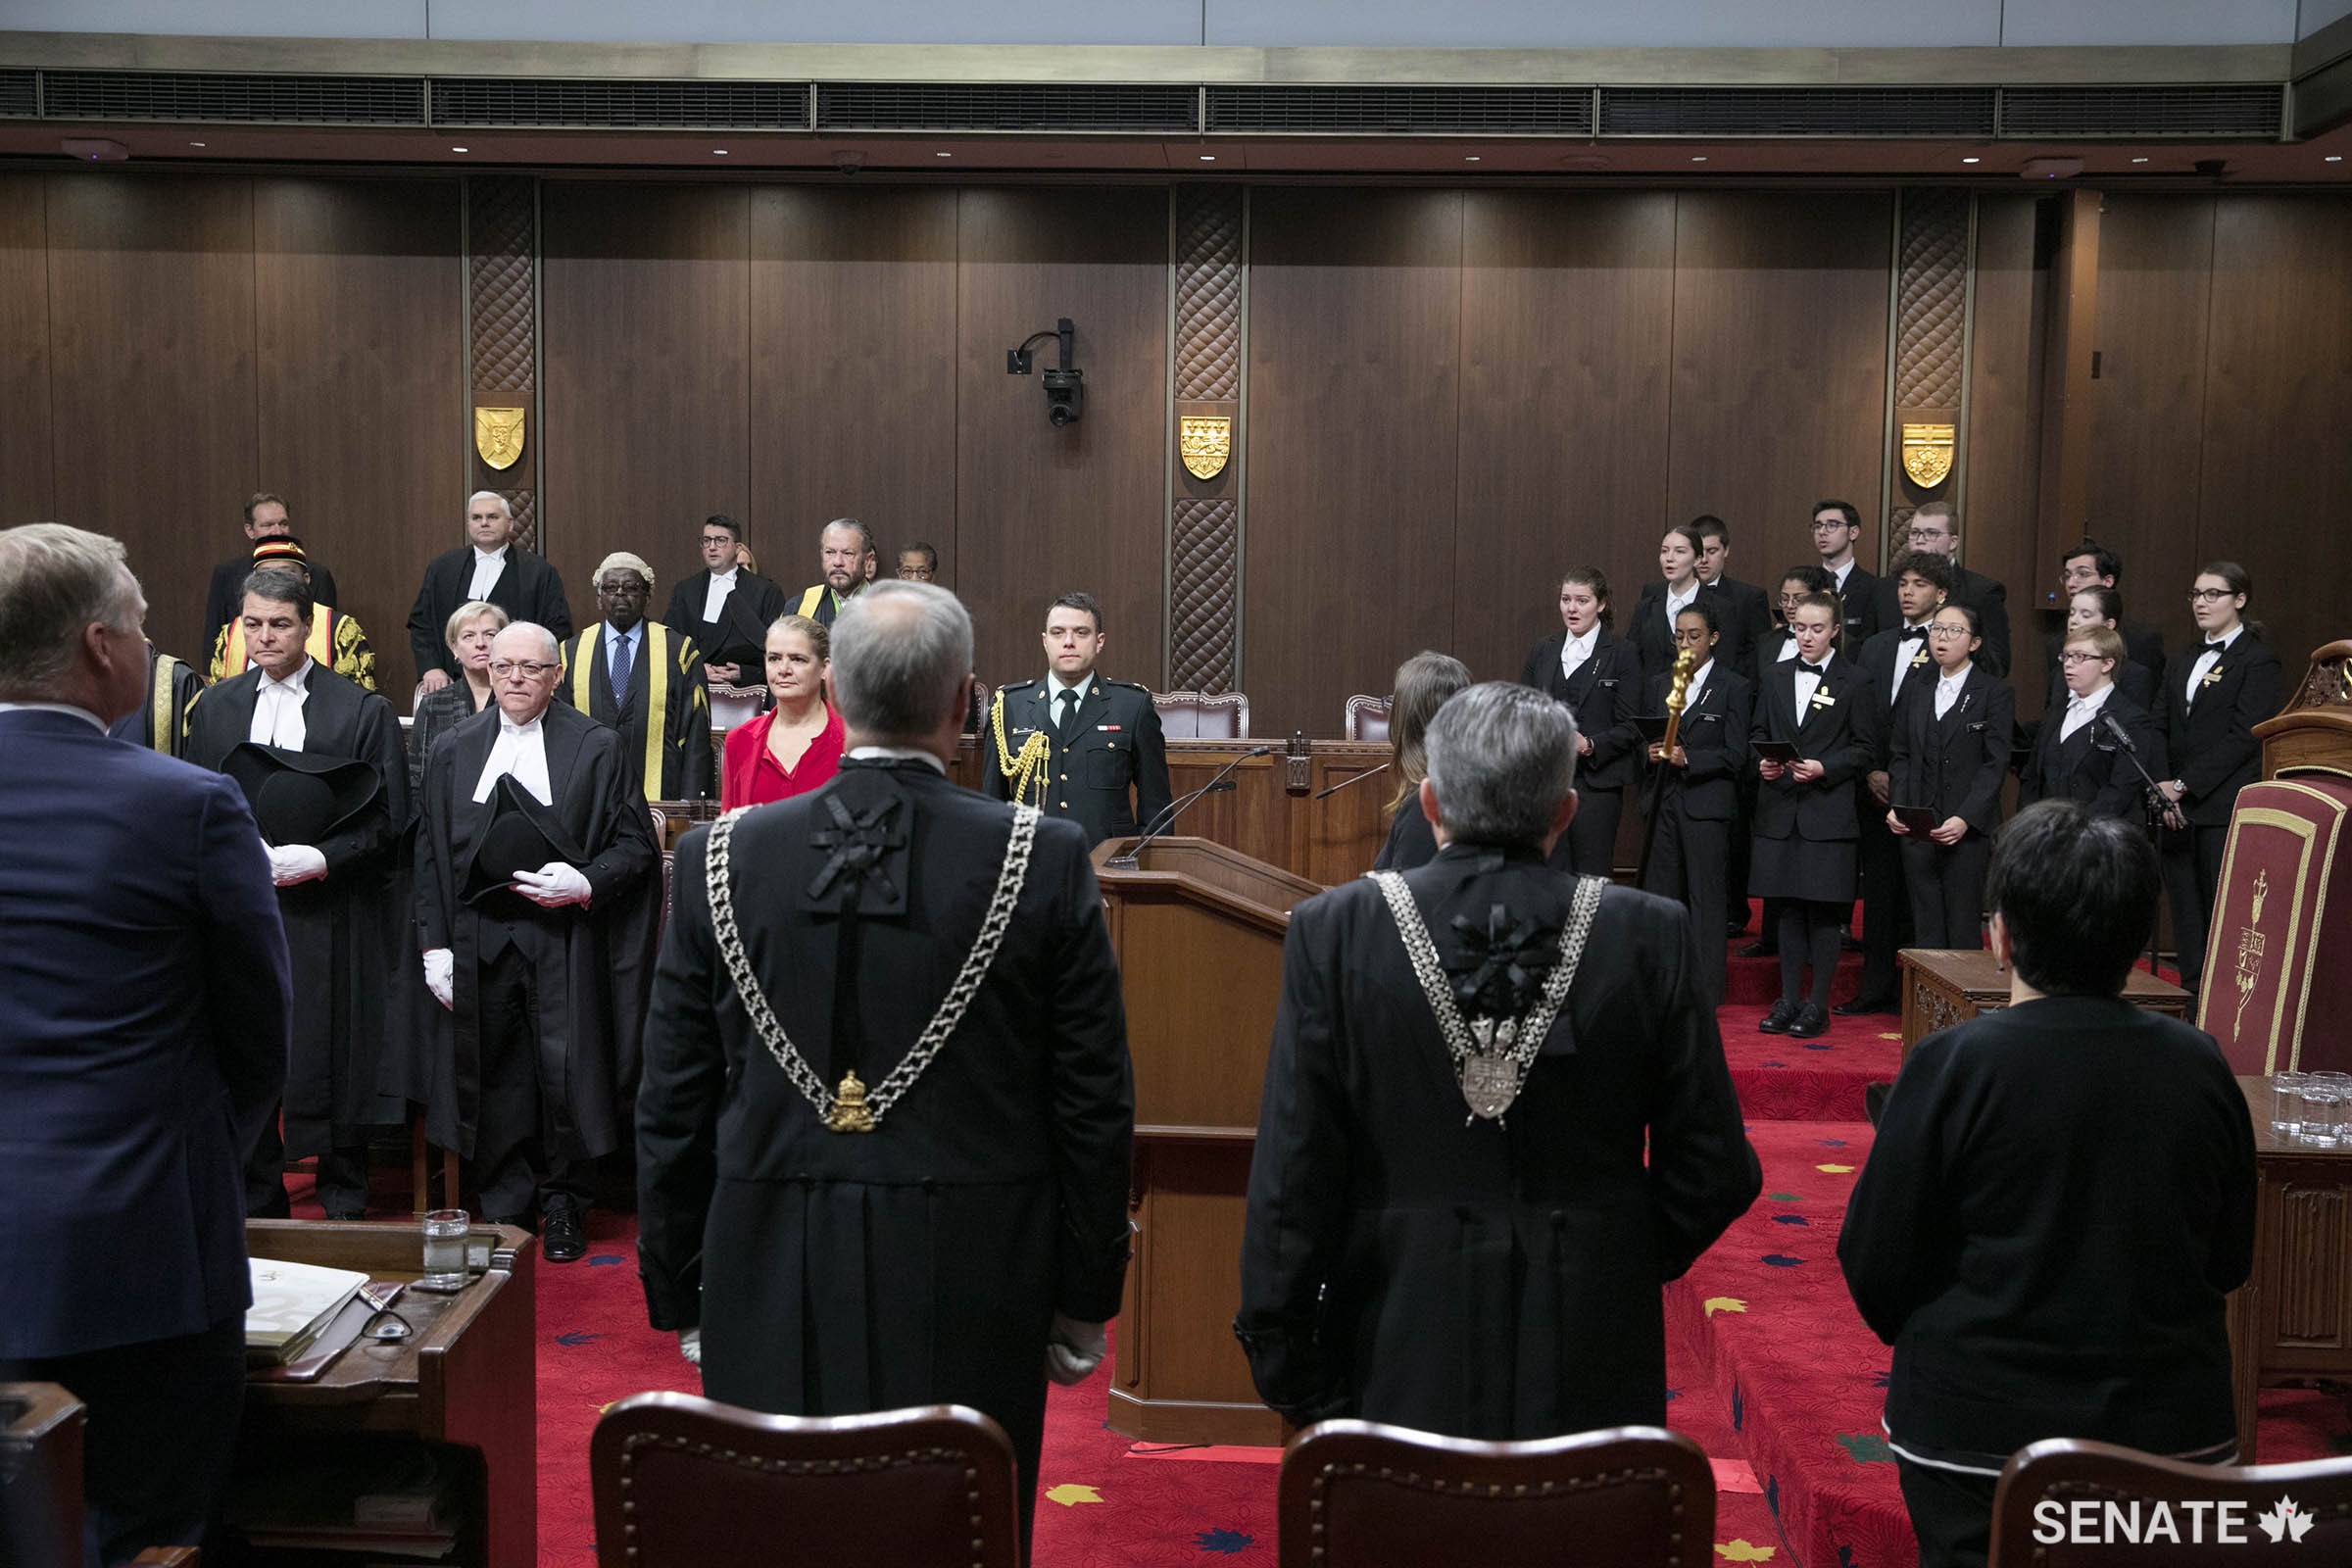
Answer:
[
  {"left": 1900, "top": 422, "right": 1955, "bottom": 488},
  {"left": 824, "top": 1069, "right": 876, "bottom": 1134},
  {"left": 474, "top": 405, "right": 526, "bottom": 471},
  {"left": 1179, "top": 416, "right": 1231, "bottom": 481}
]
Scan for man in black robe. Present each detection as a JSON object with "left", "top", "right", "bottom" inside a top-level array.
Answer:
[
  {"left": 109, "top": 640, "right": 203, "bottom": 757},
  {"left": 413, "top": 621, "right": 661, "bottom": 1260},
  {"left": 1237, "top": 680, "right": 1758, "bottom": 1438},
  {"left": 662, "top": 514, "right": 787, "bottom": 693},
  {"left": 186, "top": 567, "right": 408, "bottom": 1218},
  {"left": 407, "top": 492, "right": 573, "bottom": 692},
  {"left": 637, "top": 581, "right": 1134, "bottom": 1542},
  {"left": 559, "top": 551, "right": 714, "bottom": 801}
]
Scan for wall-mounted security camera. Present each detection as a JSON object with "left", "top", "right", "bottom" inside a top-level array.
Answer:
[{"left": 1007, "top": 318, "right": 1084, "bottom": 428}]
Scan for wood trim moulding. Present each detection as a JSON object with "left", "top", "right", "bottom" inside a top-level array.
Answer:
[{"left": 0, "top": 31, "right": 2294, "bottom": 88}]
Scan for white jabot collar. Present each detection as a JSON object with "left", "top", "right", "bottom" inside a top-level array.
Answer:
[{"left": 845, "top": 744, "right": 946, "bottom": 776}]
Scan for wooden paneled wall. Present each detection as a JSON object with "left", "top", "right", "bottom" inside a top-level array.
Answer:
[{"left": 1, "top": 174, "right": 2345, "bottom": 731}]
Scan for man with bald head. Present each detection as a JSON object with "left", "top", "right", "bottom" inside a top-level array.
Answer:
[
  {"left": 411, "top": 621, "right": 661, "bottom": 1260},
  {"left": 791, "top": 516, "right": 875, "bottom": 629},
  {"left": 407, "top": 493, "right": 573, "bottom": 693},
  {"left": 557, "top": 552, "right": 713, "bottom": 801}
]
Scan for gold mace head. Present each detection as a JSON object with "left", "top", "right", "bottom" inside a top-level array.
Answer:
[{"left": 1665, "top": 643, "right": 1698, "bottom": 711}]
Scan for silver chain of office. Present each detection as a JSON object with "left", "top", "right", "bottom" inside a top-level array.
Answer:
[{"left": 705, "top": 802, "right": 1041, "bottom": 1128}]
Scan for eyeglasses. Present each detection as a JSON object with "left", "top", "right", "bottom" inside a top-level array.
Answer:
[
  {"left": 2060, "top": 651, "right": 2111, "bottom": 665},
  {"left": 488, "top": 660, "right": 560, "bottom": 678},
  {"left": 1809, "top": 520, "right": 1848, "bottom": 532},
  {"left": 1907, "top": 527, "right": 1951, "bottom": 542},
  {"left": 2186, "top": 588, "right": 2233, "bottom": 603},
  {"left": 1927, "top": 624, "right": 1973, "bottom": 638}
]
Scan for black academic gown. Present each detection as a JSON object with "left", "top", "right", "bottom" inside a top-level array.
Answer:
[
  {"left": 108, "top": 644, "right": 203, "bottom": 757},
  {"left": 406, "top": 546, "right": 574, "bottom": 682},
  {"left": 1237, "top": 846, "right": 1760, "bottom": 1438},
  {"left": 636, "top": 760, "right": 1135, "bottom": 1528},
  {"left": 556, "top": 621, "right": 715, "bottom": 801},
  {"left": 981, "top": 676, "right": 1174, "bottom": 848},
  {"left": 410, "top": 701, "right": 662, "bottom": 1162},
  {"left": 185, "top": 663, "right": 409, "bottom": 1155},
  {"left": 663, "top": 570, "right": 788, "bottom": 674}
]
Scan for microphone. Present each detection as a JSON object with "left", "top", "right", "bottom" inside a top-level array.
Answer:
[
  {"left": 2100, "top": 712, "right": 2176, "bottom": 829},
  {"left": 1108, "top": 745, "right": 1274, "bottom": 869},
  {"left": 2100, "top": 712, "right": 2137, "bottom": 752}
]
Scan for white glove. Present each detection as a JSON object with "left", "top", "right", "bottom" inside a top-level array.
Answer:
[
  {"left": 1045, "top": 1313, "right": 1107, "bottom": 1386},
  {"left": 678, "top": 1328, "right": 703, "bottom": 1367},
  {"left": 422, "top": 949, "right": 455, "bottom": 1010},
  {"left": 512, "top": 861, "right": 593, "bottom": 908},
  {"left": 267, "top": 844, "right": 329, "bottom": 886}
]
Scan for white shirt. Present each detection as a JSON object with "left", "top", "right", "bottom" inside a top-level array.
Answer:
[
  {"left": 1682, "top": 658, "right": 1716, "bottom": 710},
  {"left": 845, "top": 743, "right": 947, "bottom": 776},
  {"left": 1048, "top": 669, "right": 1096, "bottom": 727},
  {"left": 1558, "top": 628, "right": 1597, "bottom": 684},
  {"left": 1889, "top": 621, "right": 1933, "bottom": 705},
  {"left": 1664, "top": 582, "right": 1699, "bottom": 626},
  {"left": 1793, "top": 650, "right": 1831, "bottom": 713},
  {"left": 702, "top": 567, "right": 739, "bottom": 625},
  {"left": 0, "top": 701, "right": 105, "bottom": 731},
  {"left": 2058, "top": 680, "right": 2114, "bottom": 744},
  {"left": 1777, "top": 636, "right": 1799, "bottom": 663},
  {"left": 1828, "top": 558, "right": 1856, "bottom": 594},
  {"left": 473, "top": 710, "right": 553, "bottom": 805},
  {"left": 601, "top": 620, "right": 643, "bottom": 688},
  {"left": 1932, "top": 663, "right": 1971, "bottom": 721},
  {"left": 249, "top": 659, "right": 313, "bottom": 750},
  {"left": 2184, "top": 623, "right": 2243, "bottom": 707},
  {"left": 466, "top": 544, "right": 511, "bottom": 601}
]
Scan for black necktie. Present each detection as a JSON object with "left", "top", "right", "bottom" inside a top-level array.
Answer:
[{"left": 1055, "top": 688, "right": 1080, "bottom": 744}]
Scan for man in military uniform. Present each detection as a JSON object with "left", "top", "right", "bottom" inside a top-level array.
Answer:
[
  {"left": 982, "top": 591, "right": 1173, "bottom": 848},
  {"left": 637, "top": 581, "right": 1134, "bottom": 1544}
]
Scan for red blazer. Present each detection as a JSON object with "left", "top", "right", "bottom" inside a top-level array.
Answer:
[{"left": 721, "top": 704, "right": 845, "bottom": 810}]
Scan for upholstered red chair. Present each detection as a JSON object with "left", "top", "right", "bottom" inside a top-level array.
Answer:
[
  {"left": 591, "top": 1394, "right": 1022, "bottom": 1568},
  {"left": 1344, "top": 695, "right": 1392, "bottom": 745},
  {"left": 1990, "top": 1438, "right": 2352, "bottom": 1566},
  {"left": 1279, "top": 1420, "right": 1714, "bottom": 1567},
  {"left": 1152, "top": 689, "right": 1251, "bottom": 740}
]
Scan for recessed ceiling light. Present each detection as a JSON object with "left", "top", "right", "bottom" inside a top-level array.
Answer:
[
  {"left": 1199, "top": 155, "right": 1215, "bottom": 162},
  {"left": 2132, "top": 156, "right": 2149, "bottom": 163},
  {"left": 1690, "top": 155, "right": 1707, "bottom": 163},
  {"left": 1464, "top": 155, "right": 1481, "bottom": 162},
  {"left": 451, "top": 146, "right": 468, "bottom": 153},
  {"left": 188, "top": 140, "right": 206, "bottom": 148},
  {"left": 936, "top": 151, "right": 953, "bottom": 158},
  {"left": 712, "top": 148, "right": 728, "bottom": 155},
  {"left": 1962, "top": 156, "right": 1980, "bottom": 164},
  {"left": 2330, "top": 155, "right": 2345, "bottom": 163}
]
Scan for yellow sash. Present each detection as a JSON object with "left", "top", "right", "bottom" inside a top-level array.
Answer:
[
  {"left": 568, "top": 623, "right": 671, "bottom": 800},
  {"left": 217, "top": 607, "right": 333, "bottom": 681},
  {"left": 796, "top": 584, "right": 826, "bottom": 617},
  {"left": 148, "top": 653, "right": 182, "bottom": 753}
]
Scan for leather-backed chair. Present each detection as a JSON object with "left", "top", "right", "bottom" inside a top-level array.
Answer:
[
  {"left": 1344, "top": 695, "right": 1392, "bottom": 746},
  {"left": 1152, "top": 690, "right": 1250, "bottom": 740},
  {"left": 591, "top": 1394, "right": 1022, "bottom": 1568},
  {"left": 1279, "top": 1420, "right": 1714, "bottom": 1567},
  {"left": 1990, "top": 1438, "right": 2352, "bottom": 1565}
]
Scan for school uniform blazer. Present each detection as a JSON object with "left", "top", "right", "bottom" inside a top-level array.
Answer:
[
  {"left": 1697, "top": 577, "right": 1770, "bottom": 683},
  {"left": 1642, "top": 666, "right": 1752, "bottom": 821},
  {"left": 2017, "top": 689, "right": 2163, "bottom": 821},
  {"left": 1629, "top": 583, "right": 1708, "bottom": 686},
  {"left": 2157, "top": 633, "right": 2285, "bottom": 827},
  {"left": 1857, "top": 624, "right": 1938, "bottom": 768},
  {"left": 1873, "top": 564, "right": 2012, "bottom": 676},
  {"left": 1520, "top": 629, "right": 1642, "bottom": 793},
  {"left": 1750, "top": 655, "right": 1878, "bottom": 844},
  {"left": 2043, "top": 654, "right": 2157, "bottom": 719},
  {"left": 1886, "top": 666, "right": 2015, "bottom": 837},
  {"left": 1835, "top": 564, "right": 1882, "bottom": 646}
]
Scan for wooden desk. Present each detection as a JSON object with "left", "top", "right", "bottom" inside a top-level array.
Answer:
[
  {"left": 238, "top": 1220, "right": 536, "bottom": 1565},
  {"left": 1896, "top": 949, "right": 2191, "bottom": 1064},
  {"left": 2230, "top": 1076, "right": 2352, "bottom": 1462}
]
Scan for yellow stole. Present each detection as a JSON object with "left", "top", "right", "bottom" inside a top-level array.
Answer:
[
  {"left": 148, "top": 653, "right": 184, "bottom": 752},
  {"left": 569, "top": 622, "right": 671, "bottom": 801}
]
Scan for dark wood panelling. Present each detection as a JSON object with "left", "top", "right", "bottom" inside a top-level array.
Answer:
[
  {"left": 1456, "top": 191, "right": 1677, "bottom": 685},
  {"left": 46, "top": 173, "right": 257, "bottom": 667},
  {"left": 1963, "top": 194, "right": 2052, "bottom": 714},
  {"left": 2199, "top": 196, "right": 2352, "bottom": 678},
  {"left": 0, "top": 176, "right": 51, "bottom": 532},
  {"left": 1666, "top": 192, "right": 1893, "bottom": 574},
  {"left": 254, "top": 177, "right": 463, "bottom": 701},
  {"left": 956, "top": 187, "right": 1168, "bottom": 693},
  {"left": 1244, "top": 188, "right": 1463, "bottom": 739},
  {"left": 751, "top": 186, "right": 957, "bottom": 599},
  {"left": 2088, "top": 195, "right": 2216, "bottom": 657},
  {"left": 541, "top": 182, "right": 752, "bottom": 627}
]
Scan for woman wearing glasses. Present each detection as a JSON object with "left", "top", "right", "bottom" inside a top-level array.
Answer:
[
  {"left": 2019, "top": 624, "right": 2164, "bottom": 824},
  {"left": 2042, "top": 586, "right": 2156, "bottom": 716},
  {"left": 1885, "top": 605, "right": 2014, "bottom": 949},
  {"left": 2154, "top": 564, "right": 2283, "bottom": 996}
]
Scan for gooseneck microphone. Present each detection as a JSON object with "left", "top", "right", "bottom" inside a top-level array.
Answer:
[{"left": 1106, "top": 745, "right": 1275, "bottom": 869}]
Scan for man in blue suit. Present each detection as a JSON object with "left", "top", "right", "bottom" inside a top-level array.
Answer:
[{"left": 0, "top": 523, "right": 291, "bottom": 1568}]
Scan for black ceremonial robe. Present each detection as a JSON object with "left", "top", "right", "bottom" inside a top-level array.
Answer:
[
  {"left": 108, "top": 643, "right": 203, "bottom": 757},
  {"left": 409, "top": 700, "right": 662, "bottom": 1161},
  {"left": 662, "top": 569, "right": 788, "bottom": 674},
  {"left": 556, "top": 621, "right": 715, "bottom": 801},
  {"left": 184, "top": 663, "right": 409, "bottom": 1154},
  {"left": 1237, "top": 845, "right": 1760, "bottom": 1437},
  {"left": 636, "top": 760, "right": 1135, "bottom": 1521}
]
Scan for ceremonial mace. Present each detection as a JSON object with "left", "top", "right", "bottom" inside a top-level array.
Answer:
[{"left": 1635, "top": 642, "right": 1700, "bottom": 887}]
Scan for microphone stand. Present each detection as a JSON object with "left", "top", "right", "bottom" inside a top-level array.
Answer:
[
  {"left": 1107, "top": 745, "right": 1273, "bottom": 869},
  {"left": 2101, "top": 710, "right": 2177, "bottom": 980},
  {"left": 1312, "top": 760, "right": 1391, "bottom": 801}
]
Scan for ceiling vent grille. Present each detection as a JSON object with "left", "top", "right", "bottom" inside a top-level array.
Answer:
[
  {"left": 1205, "top": 84, "right": 1592, "bottom": 134},
  {"left": 40, "top": 70, "right": 425, "bottom": 125},
  {"left": 815, "top": 82, "right": 1196, "bottom": 132},
  {"left": 430, "top": 77, "right": 808, "bottom": 129},
  {"left": 1997, "top": 84, "right": 2282, "bottom": 139},
  {"left": 0, "top": 71, "right": 37, "bottom": 119},
  {"left": 1599, "top": 86, "right": 1996, "bottom": 138}
]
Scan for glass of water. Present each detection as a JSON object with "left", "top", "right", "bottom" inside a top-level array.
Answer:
[
  {"left": 2273, "top": 1072, "right": 2309, "bottom": 1138},
  {"left": 2300, "top": 1075, "right": 2351, "bottom": 1149},
  {"left": 417, "top": 1208, "right": 471, "bottom": 1293}
]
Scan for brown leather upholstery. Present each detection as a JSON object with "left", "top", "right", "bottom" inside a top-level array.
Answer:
[
  {"left": 1279, "top": 1420, "right": 1714, "bottom": 1567},
  {"left": 2, "top": 1384, "right": 84, "bottom": 1568},
  {"left": 1990, "top": 1438, "right": 2352, "bottom": 1566},
  {"left": 591, "top": 1394, "right": 1022, "bottom": 1568},
  {"left": 1152, "top": 689, "right": 1251, "bottom": 740},
  {"left": 1344, "top": 695, "right": 1392, "bottom": 746}
]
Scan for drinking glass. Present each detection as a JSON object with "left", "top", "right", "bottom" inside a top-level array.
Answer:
[
  {"left": 2300, "top": 1077, "right": 2350, "bottom": 1149},
  {"left": 2272, "top": 1072, "right": 2309, "bottom": 1138},
  {"left": 418, "top": 1208, "right": 471, "bottom": 1293}
]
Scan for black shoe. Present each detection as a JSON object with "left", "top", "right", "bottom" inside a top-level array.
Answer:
[
  {"left": 1789, "top": 1004, "right": 1831, "bottom": 1039},
  {"left": 1757, "top": 1000, "right": 1799, "bottom": 1034},
  {"left": 542, "top": 1202, "right": 586, "bottom": 1263},
  {"left": 1737, "top": 941, "right": 1779, "bottom": 959},
  {"left": 1839, "top": 932, "right": 1865, "bottom": 954},
  {"left": 1726, "top": 917, "right": 1749, "bottom": 939},
  {"left": 1834, "top": 994, "right": 1898, "bottom": 1016}
]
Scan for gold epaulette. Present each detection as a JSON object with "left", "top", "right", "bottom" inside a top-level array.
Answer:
[{"left": 990, "top": 687, "right": 1052, "bottom": 809}]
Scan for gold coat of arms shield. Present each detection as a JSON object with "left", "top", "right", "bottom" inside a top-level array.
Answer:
[
  {"left": 1179, "top": 416, "right": 1232, "bottom": 481},
  {"left": 475, "top": 406, "right": 527, "bottom": 471},
  {"left": 1900, "top": 422, "right": 1954, "bottom": 489}
]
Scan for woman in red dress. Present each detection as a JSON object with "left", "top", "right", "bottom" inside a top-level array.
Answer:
[{"left": 719, "top": 613, "right": 845, "bottom": 809}]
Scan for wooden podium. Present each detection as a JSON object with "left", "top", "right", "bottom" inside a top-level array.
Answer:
[{"left": 1092, "top": 836, "right": 1324, "bottom": 1446}]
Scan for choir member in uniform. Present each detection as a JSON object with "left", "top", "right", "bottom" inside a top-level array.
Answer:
[
  {"left": 1847, "top": 552, "right": 1952, "bottom": 1014},
  {"left": 2155, "top": 563, "right": 2283, "bottom": 997},
  {"left": 1812, "top": 499, "right": 1880, "bottom": 646},
  {"left": 1641, "top": 600, "right": 1751, "bottom": 1009},
  {"left": 663, "top": 514, "right": 787, "bottom": 699},
  {"left": 109, "top": 640, "right": 203, "bottom": 757},
  {"left": 407, "top": 492, "right": 572, "bottom": 692},
  {"left": 409, "top": 601, "right": 506, "bottom": 799},
  {"left": 1690, "top": 515, "right": 1770, "bottom": 682},
  {"left": 982, "top": 591, "right": 1173, "bottom": 848},
  {"left": 1750, "top": 593, "right": 1880, "bottom": 1039},
  {"left": 1519, "top": 567, "right": 1642, "bottom": 877},
  {"left": 2043, "top": 587, "right": 2157, "bottom": 715},
  {"left": 1237, "top": 681, "right": 1759, "bottom": 1438},
  {"left": 1873, "top": 502, "right": 2010, "bottom": 676},
  {"left": 720, "top": 613, "right": 844, "bottom": 809},
  {"left": 556, "top": 552, "right": 714, "bottom": 802},
  {"left": 1885, "top": 604, "right": 2014, "bottom": 950},
  {"left": 1371, "top": 650, "right": 1471, "bottom": 873},
  {"left": 1631, "top": 524, "right": 1708, "bottom": 685},
  {"left": 2052, "top": 539, "right": 2167, "bottom": 684},
  {"left": 2019, "top": 624, "right": 2165, "bottom": 823},
  {"left": 1739, "top": 564, "right": 1838, "bottom": 957}
]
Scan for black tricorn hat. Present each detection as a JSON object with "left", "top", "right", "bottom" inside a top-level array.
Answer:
[
  {"left": 221, "top": 743, "right": 384, "bottom": 848},
  {"left": 461, "top": 775, "right": 589, "bottom": 905}
]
